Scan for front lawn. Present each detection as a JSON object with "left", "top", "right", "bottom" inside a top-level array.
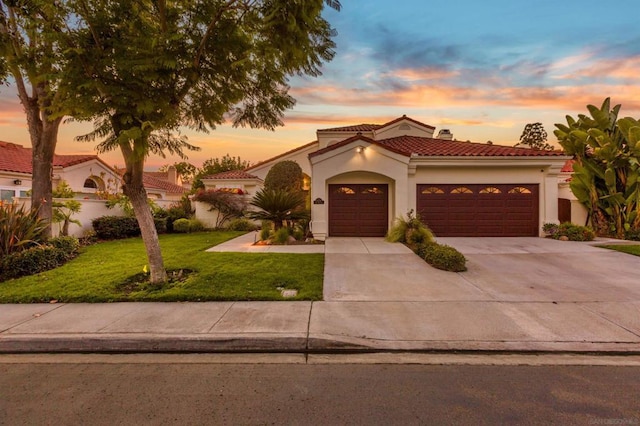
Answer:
[
  {"left": 600, "top": 245, "right": 640, "bottom": 257},
  {"left": 0, "top": 232, "right": 324, "bottom": 303}
]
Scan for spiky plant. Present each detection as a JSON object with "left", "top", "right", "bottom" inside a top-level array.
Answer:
[
  {"left": 248, "top": 189, "right": 308, "bottom": 230},
  {"left": 0, "top": 203, "right": 48, "bottom": 257}
]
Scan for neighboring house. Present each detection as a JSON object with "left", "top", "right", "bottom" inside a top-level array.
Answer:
[
  {"left": 115, "top": 166, "right": 187, "bottom": 205},
  {"left": 0, "top": 141, "right": 120, "bottom": 202},
  {"left": 203, "top": 116, "right": 572, "bottom": 239},
  {"left": 557, "top": 159, "right": 588, "bottom": 226}
]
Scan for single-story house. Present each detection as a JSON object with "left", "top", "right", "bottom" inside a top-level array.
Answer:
[
  {"left": 0, "top": 141, "right": 120, "bottom": 202},
  {"left": 200, "top": 116, "right": 573, "bottom": 239}
]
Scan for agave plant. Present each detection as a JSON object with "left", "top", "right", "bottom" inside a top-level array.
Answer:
[
  {"left": 0, "top": 203, "right": 48, "bottom": 257},
  {"left": 248, "top": 188, "right": 308, "bottom": 230}
]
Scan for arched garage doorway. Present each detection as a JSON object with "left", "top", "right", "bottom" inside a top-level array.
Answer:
[{"left": 328, "top": 183, "right": 389, "bottom": 237}]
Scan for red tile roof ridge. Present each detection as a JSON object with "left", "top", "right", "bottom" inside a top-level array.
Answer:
[{"left": 202, "top": 170, "right": 261, "bottom": 180}]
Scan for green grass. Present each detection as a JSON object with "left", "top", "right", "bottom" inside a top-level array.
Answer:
[
  {"left": 599, "top": 244, "right": 640, "bottom": 256},
  {"left": 0, "top": 231, "right": 324, "bottom": 303}
]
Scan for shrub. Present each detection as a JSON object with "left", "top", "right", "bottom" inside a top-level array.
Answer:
[
  {"left": 166, "top": 196, "right": 193, "bottom": 232},
  {"left": 0, "top": 203, "right": 48, "bottom": 257},
  {"left": 264, "top": 160, "right": 303, "bottom": 192},
  {"left": 226, "top": 218, "right": 257, "bottom": 231},
  {"left": 273, "top": 227, "right": 290, "bottom": 244},
  {"left": 625, "top": 229, "right": 640, "bottom": 241},
  {"left": 419, "top": 242, "right": 467, "bottom": 272},
  {"left": 172, "top": 218, "right": 205, "bottom": 233},
  {"left": 92, "top": 216, "right": 140, "bottom": 239},
  {"left": 92, "top": 216, "right": 166, "bottom": 239},
  {"left": 247, "top": 189, "right": 308, "bottom": 230},
  {"left": 544, "top": 222, "right": 595, "bottom": 241},
  {"left": 172, "top": 218, "right": 191, "bottom": 233},
  {"left": 48, "top": 236, "right": 80, "bottom": 259},
  {"left": 0, "top": 245, "right": 65, "bottom": 281},
  {"left": 260, "top": 225, "right": 272, "bottom": 241},
  {"left": 386, "top": 210, "right": 434, "bottom": 245}
]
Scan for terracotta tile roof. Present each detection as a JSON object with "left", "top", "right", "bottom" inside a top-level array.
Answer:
[
  {"left": 0, "top": 141, "right": 32, "bottom": 174},
  {"left": 310, "top": 135, "right": 567, "bottom": 158},
  {"left": 561, "top": 159, "right": 575, "bottom": 172},
  {"left": 0, "top": 141, "right": 105, "bottom": 174},
  {"left": 318, "top": 116, "right": 436, "bottom": 132},
  {"left": 319, "top": 124, "right": 380, "bottom": 132},
  {"left": 246, "top": 140, "right": 318, "bottom": 171},
  {"left": 379, "top": 135, "right": 566, "bottom": 157},
  {"left": 115, "top": 168, "right": 186, "bottom": 194},
  {"left": 202, "top": 170, "right": 260, "bottom": 180},
  {"left": 142, "top": 173, "right": 186, "bottom": 194}
]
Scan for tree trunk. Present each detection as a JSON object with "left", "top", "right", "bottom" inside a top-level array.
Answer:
[
  {"left": 23, "top": 95, "right": 62, "bottom": 239},
  {"left": 120, "top": 144, "right": 168, "bottom": 285}
]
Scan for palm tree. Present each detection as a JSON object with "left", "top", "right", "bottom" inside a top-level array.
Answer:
[{"left": 248, "top": 189, "right": 308, "bottom": 230}]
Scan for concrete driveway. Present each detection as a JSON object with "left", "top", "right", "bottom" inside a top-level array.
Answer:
[{"left": 324, "top": 237, "right": 640, "bottom": 303}]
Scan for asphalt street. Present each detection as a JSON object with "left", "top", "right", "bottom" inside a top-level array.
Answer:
[{"left": 1, "top": 355, "right": 639, "bottom": 425}]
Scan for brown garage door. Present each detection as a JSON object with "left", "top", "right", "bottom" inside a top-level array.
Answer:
[
  {"left": 417, "top": 184, "right": 539, "bottom": 237},
  {"left": 329, "top": 184, "right": 388, "bottom": 237}
]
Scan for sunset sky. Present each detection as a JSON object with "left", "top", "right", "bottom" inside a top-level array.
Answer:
[{"left": 1, "top": 0, "right": 639, "bottom": 169}]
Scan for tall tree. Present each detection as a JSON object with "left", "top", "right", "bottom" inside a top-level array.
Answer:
[
  {"left": 192, "top": 154, "right": 251, "bottom": 191},
  {"left": 0, "top": 1, "right": 69, "bottom": 237},
  {"left": 518, "top": 122, "right": 554, "bottom": 150},
  {"left": 59, "top": 0, "right": 340, "bottom": 283}
]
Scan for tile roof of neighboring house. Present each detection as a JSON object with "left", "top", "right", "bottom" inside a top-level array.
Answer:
[
  {"left": 142, "top": 173, "right": 186, "bottom": 194},
  {"left": 319, "top": 124, "right": 380, "bottom": 132},
  {"left": 309, "top": 135, "right": 567, "bottom": 158},
  {"left": 115, "top": 168, "right": 186, "bottom": 194},
  {"left": 202, "top": 170, "right": 260, "bottom": 180},
  {"left": 0, "top": 141, "right": 108, "bottom": 174},
  {"left": 318, "top": 115, "right": 436, "bottom": 132},
  {"left": 246, "top": 140, "right": 318, "bottom": 171},
  {"left": 561, "top": 159, "right": 575, "bottom": 172}
]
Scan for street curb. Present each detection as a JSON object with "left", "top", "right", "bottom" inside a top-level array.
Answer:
[{"left": 2, "top": 335, "right": 640, "bottom": 355}]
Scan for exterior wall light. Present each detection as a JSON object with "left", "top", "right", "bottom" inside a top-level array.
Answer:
[
  {"left": 356, "top": 146, "right": 365, "bottom": 153},
  {"left": 13, "top": 179, "right": 22, "bottom": 185}
]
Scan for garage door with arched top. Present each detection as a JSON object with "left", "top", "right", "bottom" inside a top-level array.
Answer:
[
  {"left": 329, "top": 184, "right": 389, "bottom": 237},
  {"left": 417, "top": 184, "right": 539, "bottom": 237}
]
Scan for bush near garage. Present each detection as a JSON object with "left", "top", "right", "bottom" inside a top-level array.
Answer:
[
  {"left": 416, "top": 242, "right": 467, "bottom": 272},
  {"left": 543, "top": 222, "right": 595, "bottom": 241}
]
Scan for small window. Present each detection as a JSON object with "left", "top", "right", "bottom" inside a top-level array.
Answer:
[
  {"left": 83, "top": 178, "right": 98, "bottom": 189},
  {"left": 1, "top": 189, "right": 15, "bottom": 202},
  {"left": 335, "top": 186, "right": 355, "bottom": 195},
  {"left": 479, "top": 186, "right": 501, "bottom": 194},
  {"left": 451, "top": 187, "right": 473, "bottom": 194},
  {"left": 362, "top": 186, "right": 384, "bottom": 194},
  {"left": 508, "top": 186, "right": 532, "bottom": 194},
  {"left": 421, "top": 187, "right": 444, "bottom": 194}
]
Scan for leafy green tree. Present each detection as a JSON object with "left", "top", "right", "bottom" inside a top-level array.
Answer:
[
  {"left": 192, "top": 155, "right": 251, "bottom": 191},
  {"left": 518, "top": 122, "right": 554, "bottom": 150},
  {"left": 248, "top": 188, "right": 308, "bottom": 230},
  {"left": 159, "top": 162, "right": 197, "bottom": 183},
  {"left": 0, "top": 1, "right": 71, "bottom": 237},
  {"left": 554, "top": 98, "right": 640, "bottom": 237},
  {"left": 264, "top": 161, "right": 304, "bottom": 192},
  {"left": 55, "top": 0, "right": 339, "bottom": 284}
]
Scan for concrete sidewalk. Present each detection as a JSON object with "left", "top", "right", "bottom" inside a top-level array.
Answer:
[
  {"left": 1, "top": 236, "right": 639, "bottom": 354},
  {"left": 2, "top": 300, "right": 639, "bottom": 353}
]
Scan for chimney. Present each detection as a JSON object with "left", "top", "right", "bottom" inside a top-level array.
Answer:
[
  {"left": 437, "top": 129, "right": 453, "bottom": 140},
  {"left": 167, "top": 166, "right": 178, "bottom": 185}
]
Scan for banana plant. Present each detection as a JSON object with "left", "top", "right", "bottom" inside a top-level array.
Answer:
[{"left": 555, "top": 98, "right": 640, "bottom": 238}]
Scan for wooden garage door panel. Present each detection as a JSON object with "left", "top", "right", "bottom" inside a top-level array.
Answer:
[
  {"left": 416, "top": 184, "right": 538, "bottom": 237},
  {"left": 329, "top": 184, "right": 388, "bottom": 237}
]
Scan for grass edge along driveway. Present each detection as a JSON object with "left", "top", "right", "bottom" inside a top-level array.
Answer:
[
  {"left": 0, "top": 232, "right": 324, "bottom": 303},
  {"left": 599, "top": 244, "right": 640, "bottom": 257}
]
